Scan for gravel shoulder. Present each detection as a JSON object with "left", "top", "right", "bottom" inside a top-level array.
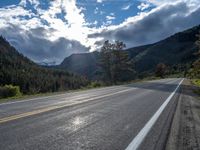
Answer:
[{"left": 166, "top": 79, "right": 200, "bottom": 150}]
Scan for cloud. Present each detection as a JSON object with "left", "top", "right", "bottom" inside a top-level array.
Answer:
[
  {"left": 143, "top": 0, "right": 200, "bottom": 11},
  {"left": 106, "top": 15, "right": 115, "bottom": 20},
  {"left": 0, "top": 0, "right": 92, "bottom": 63},
  {"left": 0, "top": 0, "right": 200, "bottom": 64},
  {"left": 122, "top": 4, "right": 132, "bottom": 10},
  {"left": 97, "top": 0, "right": 104, "bottom": 3},
  {"left": 137, "top": 3, "right": 151, "bottom": 11},
  {"left": 88, "top": 1, "right": 200, "bottom": 49},
  {"left": 0, "top": 24, "right": 89, "bottom": 64},
  {"left": 19, "top": 0, "right": 27, "bottom": 7},
  {"left": 0, "top": 0, "right": 91, "bottom": 64},
  {"left": 93, "top": 20, "right": 98, "bottom": 25}
]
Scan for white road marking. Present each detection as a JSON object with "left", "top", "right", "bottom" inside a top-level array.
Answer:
[{"left": 125, "top": 78, "right": 184, "bottom": 150}]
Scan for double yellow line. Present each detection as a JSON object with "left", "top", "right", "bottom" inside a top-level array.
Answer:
[
  {"left": 0, "top": 88, "right": 134, "bottom": 124},
  {"left": 0, "top": 105, "right": 65, "bottom": 124}
]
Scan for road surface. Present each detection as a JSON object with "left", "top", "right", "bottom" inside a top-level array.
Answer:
[{"left": 0, "top": 78, "right": 183, "bottom": 150}]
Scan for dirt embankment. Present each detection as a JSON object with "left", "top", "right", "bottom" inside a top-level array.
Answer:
[{"left": 166, "top": 79, "right": 200, "bottom": 150}]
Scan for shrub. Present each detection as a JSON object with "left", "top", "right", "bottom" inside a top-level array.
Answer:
[
  {"left": 191, "top": 79, "right": 200, "bottom": 95},
  {"left": 192, "top": 79, "right": 200, "bottom": 87},
  {"left": 0, "top": 85, "right": 22, "bottom": 99},
  {"left": 90, "top": 81, "right": 103, "bottom": 88}
]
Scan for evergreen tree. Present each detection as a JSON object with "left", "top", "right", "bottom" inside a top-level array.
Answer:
[
  {"left": 99, "top": 40, "right": 113, "bottom": 82},
  {"left": 155, "top": 63, "right": 167, "bottom": 78},
  {"left": 99, "top": 40, "right": 134, "bottom": 83}
]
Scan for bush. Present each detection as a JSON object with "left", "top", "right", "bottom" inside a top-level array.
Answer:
[
  {"left": 191, "top": 79, "right": 200, "bottom": 95},
  {"left": 90, "top": 81, "right": 103, "bottom": 88},
  {"left": 192, "top": 79, "right": 200, "bottom": 87},
  {"left": 0, "top": 85, "right": 22, "bottom": 99}
]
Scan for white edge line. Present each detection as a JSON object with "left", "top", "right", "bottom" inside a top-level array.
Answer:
[{"left": 125, "top": 78, "right": 184, "bottom": 150}]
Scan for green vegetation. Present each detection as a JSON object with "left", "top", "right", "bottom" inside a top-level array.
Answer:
[
  {"left": 99, "top": 40, "right": 134, "bottom": 84},
  {"left": 189, "top": 32, "right": 200, "bottom": 77},
  {"left": 188, "top": 31, "right": 200, "bottom": 78},
  {"left": 191, "top": 79, "right": 200, "bottom": 95},
  {"left": 155, "top": 63, "right": 167, "bottom": 78},
  {"left": 0, "top": 85, "right": 22, "bottom": 98},
  {"left": 59, "top": 52, "right": 100, "bottom": 79},
  {"left": 188, "top": 31, "right": 200, "bottom": 95},
  {"left": 192, "top": 79, "right": 200, "bottom": 87},
  {"left": 57, "top": 25, "right": 200, "bottom": 80},
  {"left": 89, "top": 81, "right": 104, "bottom": 88},
  {"left": 0, "top": 36, "right": 89, "bottom": 97}
]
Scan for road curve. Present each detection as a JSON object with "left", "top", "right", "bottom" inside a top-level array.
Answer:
[{"left": 0, "top": 78, "right": 183, "bottom": 150}]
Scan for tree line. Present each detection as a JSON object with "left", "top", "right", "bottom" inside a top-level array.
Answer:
[
  {"left": 0, "top": 36, "right": 89, "bottom": 95},
  {"left": 188, "top": 33, "right": 200, "bottom": 78}
]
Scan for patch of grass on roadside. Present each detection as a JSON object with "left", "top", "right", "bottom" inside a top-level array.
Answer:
[
  {"left": 192, "top": 79, "right": 200, "bottom": 86},
  {"left": 191, "top": 79, "right": 200, "bottom": 95}
]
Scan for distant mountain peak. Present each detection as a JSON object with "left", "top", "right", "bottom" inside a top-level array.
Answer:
[{"left": 37, "top": 61, "right": 57, "bottom": 66}]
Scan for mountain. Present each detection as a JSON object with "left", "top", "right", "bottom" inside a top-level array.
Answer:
[
  {"left": 0, "top": 37, "right": 89, "bottom": 94},
  {"left": 58, "top": 51, "right": 100, "bottom": 79},
  {"left": 37, "top": 61, "right": 57, "bottom": 66},
  {"left": 57, "top": 25, "right": 200, "bottom": 79}
]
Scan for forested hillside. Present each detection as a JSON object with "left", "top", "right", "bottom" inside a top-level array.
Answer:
[
  {"left": 59, "top": 52, "right": 100, "bottom": 79},
  {"left": 131, "top": 25, "right": 199, "bottom": 75},
  {"left": 57, "top": 25, "right": 200, "bottom": 79},
  {"left": 0, "top": 37, "right": 89, "bottom": 94}
]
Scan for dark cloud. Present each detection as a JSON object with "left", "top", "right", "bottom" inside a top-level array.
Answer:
[
  {"left": 0, "top": 25, "right": 89, "bottom": 64},
  {"left": 88, "top": 2, "right": 200, "bottom": 48},
  {"left": 1, "top": 1, "right": 200, "bottom": 64}
]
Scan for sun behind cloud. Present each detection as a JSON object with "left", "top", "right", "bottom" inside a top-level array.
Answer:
[{"left": 0, "top": 0, "right": 199, "bottom": 64}]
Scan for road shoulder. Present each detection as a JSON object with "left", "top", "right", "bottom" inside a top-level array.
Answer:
[{"left": 166, "top": 79, "right": 200, "bottom": 150}]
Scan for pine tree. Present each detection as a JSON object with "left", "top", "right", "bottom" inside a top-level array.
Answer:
[
  {"left": 99, "top": 40, "right": 113, "bottom": 82},
  {"left": 155, "top": 63, "right": 167, "bottom": 78},
  {"left": 99, "top": 40, "right": 134, "bottom": 83}
]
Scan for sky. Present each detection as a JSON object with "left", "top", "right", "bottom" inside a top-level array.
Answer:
[{"left": 0, "top": 0, "right": 200, "bottom": 64}]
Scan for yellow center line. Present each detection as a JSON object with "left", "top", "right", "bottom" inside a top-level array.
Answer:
[
  {"left": 0, "top": 88, "right": 135, "bottom": 124},
  {"left": 0, "top": 104, "right": 68, "bottom": 124}
]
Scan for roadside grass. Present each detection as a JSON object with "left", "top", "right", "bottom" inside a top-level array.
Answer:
[
  {"left": 191, "top": 79, "right": 200, "bottom": 96},
  {"left": 192, "top": 79, "right": 200, "bottom": 86}
]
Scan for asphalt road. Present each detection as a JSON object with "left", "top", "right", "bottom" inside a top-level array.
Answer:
[{"left": 0, "top": 78, "right": 183, "bottom": 150}]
